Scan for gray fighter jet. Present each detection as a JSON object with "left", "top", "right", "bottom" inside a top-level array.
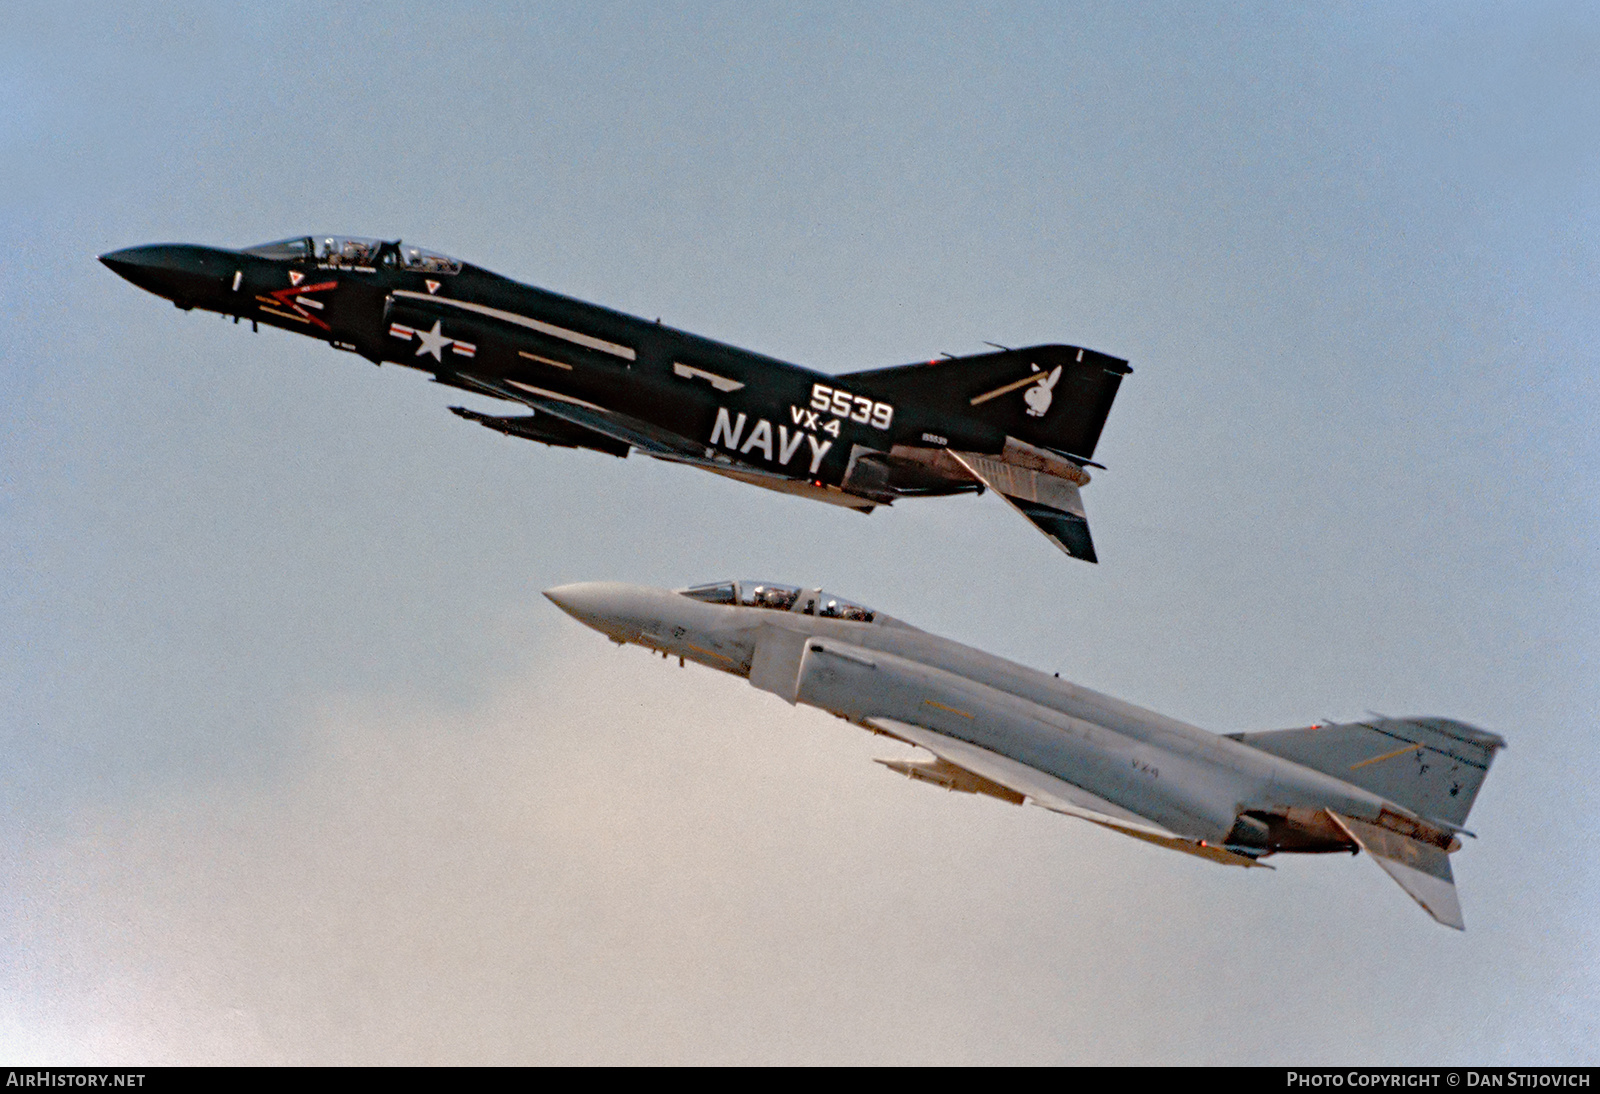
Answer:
[{"left": 545, "top": 579, "right": 1504, "bottom": 929}]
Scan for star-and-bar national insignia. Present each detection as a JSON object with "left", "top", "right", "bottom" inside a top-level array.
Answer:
[{"left": 389, "top": 319, "right": 475, "bottom": 361}]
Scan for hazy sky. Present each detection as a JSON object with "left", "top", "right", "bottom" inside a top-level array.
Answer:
[{"left": 2, "top": 1, "right": 1596, "bottom": 1064}]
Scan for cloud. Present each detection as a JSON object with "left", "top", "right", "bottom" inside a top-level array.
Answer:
[
  {"left": 0, "top": 640, "right": 1106, "bottom": 1064},
  {"left": 3, "top": 628, "right": 1596, "bottom": 1064}
]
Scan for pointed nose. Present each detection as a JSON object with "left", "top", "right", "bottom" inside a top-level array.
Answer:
[
  {"left": 99, "top": 243, "right": 234, "bottom": 304},
  {"left": 543, "top": 581, "right": 669, "bottom": 644},
  {"left": 100, "top": 245, "right": 166, "bottom": 292},
  {"left": 543, "top": 582, "right": 616, "bottom": 626},
  {"left": 99, "top": 247, "right": 145, "bottom": 277}
]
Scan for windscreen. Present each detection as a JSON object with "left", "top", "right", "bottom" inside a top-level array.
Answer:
[
  {"left": 242, "top": 236, "right": 462, "bottom": 274},
  {"left": 316, "top": 236, "right": 382, "bottom": 267},
  {"left": 678, "top": 581, "right": 876, "bottom": 623},
  {"left": 242, "top": 237, "right": 314, "bottom": 260},
  {"left": 399, "top": 244, "right": 462, "bottom": 274},
  {"left": 680, "top": 582, "right": 736, "bottom": 605}
]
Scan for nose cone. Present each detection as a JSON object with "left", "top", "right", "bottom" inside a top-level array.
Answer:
[
  {"left": 100, "top": 243, "right": 234, "bottom": 303},
  {"left": 543, "top": 581, "right": 669, "bottom": 644},
  {"left": 543, "top": 582, "right": 624, "bottom": 628}
]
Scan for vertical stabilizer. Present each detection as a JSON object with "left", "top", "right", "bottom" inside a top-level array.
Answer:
[
  {"left": 840, "top": 344, "right": 1130, "bottom": 461},
  {"left": 1230, "top": 717, "right": 1505, "bottom": 828}
]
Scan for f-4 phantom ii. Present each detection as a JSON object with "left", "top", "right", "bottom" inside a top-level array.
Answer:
[
  {"left": 101, "top": 235, "right": 1130, "bottom": 562},
  {"left": 545, "top": 579, "right": 1505, "bottom": 929}
]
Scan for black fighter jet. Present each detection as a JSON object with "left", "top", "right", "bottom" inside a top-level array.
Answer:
[{"left": 101, "top": 235, "right": 1130, "bottom": 561}]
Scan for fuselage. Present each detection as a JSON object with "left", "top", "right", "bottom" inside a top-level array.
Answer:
[
  {"left": 543, "top": 581, "right": 1442, "bottom": 858},
  {"left": 99, "top": 236, "right": 1008, "bottom": 497}
]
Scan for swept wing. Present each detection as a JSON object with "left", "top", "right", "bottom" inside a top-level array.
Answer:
[{"left": 870, "top": 717, "right": 1267, "bottom": 868}]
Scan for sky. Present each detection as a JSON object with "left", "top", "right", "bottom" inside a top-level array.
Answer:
[{"left": 1, "top": 1, "right": 1596, "bottom": 1065}]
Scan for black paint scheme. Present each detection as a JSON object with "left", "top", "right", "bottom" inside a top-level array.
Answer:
[{"left": 100, "top": 235, "right": 1131, "bottom": 561}]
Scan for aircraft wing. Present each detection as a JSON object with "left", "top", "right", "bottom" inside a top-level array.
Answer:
[
  {"left": 649, "top": 452, "right": 881, "bottom": 511},
  {"left": 452, "top": 373, "right": 876, "bottom": 509},
  {"left": 402, "top": 290, "right": 829, "bottom": 485},
  {"left": 947, "top": 451, "right": 1097, "bottom": 562},
  {"left": 867, "top": 717, "right": 1268, "bottom": 869},
  {"left": 453, "top": 373, "right": 703, "bottom": 458},
  {"left": 447, "top": 405, "right": 633, "bottom": 457}
]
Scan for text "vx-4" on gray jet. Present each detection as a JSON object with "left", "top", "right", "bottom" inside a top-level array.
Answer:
[{"left": 545, "top": 579, "right": 1505, "bottom": 930}]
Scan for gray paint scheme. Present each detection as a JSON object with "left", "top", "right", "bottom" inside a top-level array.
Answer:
[
  {"left": 544, "top": 581, "right": 1504, "bottom": 929},
  {"left": 1227, "top": 718, "right": 1503, "bottom": 829}
]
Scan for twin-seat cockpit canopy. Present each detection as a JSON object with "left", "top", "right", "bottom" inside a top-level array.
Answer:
[
  {"left": 679, "top": 580, "right": 890, "bottom": 624},
  {"left": 241, "top": 236, "right": 462, "bottom": 274}
]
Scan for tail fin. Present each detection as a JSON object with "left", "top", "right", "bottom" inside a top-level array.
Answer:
[
  {"left": 1229, "top": 717, "right": 1505, "bottom": 829},
  {"left": 840, "top": 344, "right": 1131, "bottom": 461}
]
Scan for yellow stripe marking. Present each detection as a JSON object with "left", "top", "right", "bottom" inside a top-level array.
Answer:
[
  {"left": 257, "top": 305, "right": 311, "bottom": 324},
  {"left": 684, "top": 642, "right": 735, "bottom": 664},
  {"left": 924, "top": 699, "right": 974, "bottom": 719},
  {"left": 1350, "top": 742, "right": 1424, "bottom": 770},
  {"left": 969, "top": 372, "right": 1045, "bottom": 406},
  {"left": 519, "top": 350, "right": 573, "bottom": 370}
]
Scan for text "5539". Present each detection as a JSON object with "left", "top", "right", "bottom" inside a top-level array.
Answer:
[{"left": 811, "top": 384, "right": 894, "bottom": 430}]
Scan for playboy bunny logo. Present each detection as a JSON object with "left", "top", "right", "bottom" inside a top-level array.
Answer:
[{"left": 1024, "top": 364, "right": 1063, "bottom": 417}]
